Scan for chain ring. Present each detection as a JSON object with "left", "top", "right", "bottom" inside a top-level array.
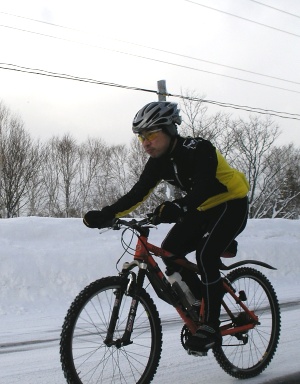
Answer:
[{"left": 180, "top": 325, "right": 192, "bottom": 350}]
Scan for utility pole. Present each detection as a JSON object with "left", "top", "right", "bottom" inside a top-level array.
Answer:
[
  {"left": 157, "top": 80, "right": 167, "bottom": 101},
  {"left": 157, "top": 80, "right": 175, "bottom": 201}
]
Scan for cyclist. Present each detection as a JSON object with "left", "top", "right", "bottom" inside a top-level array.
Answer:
[{"left": 83, "top": 101, "right": 249, "bottom": 353}]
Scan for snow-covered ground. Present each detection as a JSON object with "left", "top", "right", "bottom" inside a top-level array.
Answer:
[{"left": 0, "top": 217, "right": 299, "bottom": 383}]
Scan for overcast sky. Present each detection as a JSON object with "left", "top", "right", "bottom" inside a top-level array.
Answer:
[{"left": 1, "top": 0, "right": 300, "bottom": 147}]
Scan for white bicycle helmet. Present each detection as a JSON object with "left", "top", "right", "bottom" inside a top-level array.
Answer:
[{"left": 132, "top": 102, "right": 182, "bottom": 136}]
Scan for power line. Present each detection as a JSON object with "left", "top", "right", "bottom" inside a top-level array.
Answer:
[
  {"left": 248, "top": 0, "right": 300, "bottom": 19},
  {"left": 1, "top": 10, "right": 300, "bottom": 87},
  {"left": 0, "top": 10, "right": 71, "bottom": 28},
  {"left": 1, "top": 23, "right": 300, "bottom": 95},
  {"left": 0, "top": 62, "right": 159, "bottom": 93},
  {"left": 1, "top": 63, "right": 300, "bottom": 122},
  {"left": 184, "top": 0, "right": 300, "bottom": 39}
]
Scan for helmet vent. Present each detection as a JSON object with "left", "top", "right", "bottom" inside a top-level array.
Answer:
[{"left": 132, "top": 101, "right": 181, "bottom": 135}]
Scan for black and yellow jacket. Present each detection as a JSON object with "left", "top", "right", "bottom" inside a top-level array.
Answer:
[{"left": 109, "top": 136, "right": 250, "bottom": 217}]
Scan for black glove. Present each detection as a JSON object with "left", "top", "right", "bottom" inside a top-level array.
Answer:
[
  {"left": 83, "top": 206, "right": 114, "bottom": 229},
  {"left": 151, "top": 201, "right": 183, "bottom": 225}
]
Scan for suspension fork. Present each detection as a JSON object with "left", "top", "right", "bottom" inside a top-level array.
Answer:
[
  {"left": 121, "top": 265, "right": 147, "bottom": 345},
  {"left": 104, "top": 265, "right": 147, "bottom": 348},
  {"left": 104, "top": 277, "right": 127, "bottom": 347}
]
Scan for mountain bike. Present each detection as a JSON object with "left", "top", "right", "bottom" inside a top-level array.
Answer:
[{"left": 60, "top": 217, "right": 281, "bottom": 384}]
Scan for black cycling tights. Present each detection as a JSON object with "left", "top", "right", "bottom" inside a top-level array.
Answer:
[{"left": 162, "top": 197, "right": 249, "bottom": 327}]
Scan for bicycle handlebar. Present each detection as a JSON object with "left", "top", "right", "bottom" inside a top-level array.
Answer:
[{"left": 106, "top": 216, "right": 155, "bottom": 236}]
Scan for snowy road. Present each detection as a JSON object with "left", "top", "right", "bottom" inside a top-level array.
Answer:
[
  {"left": 1, "top": 217, "right": 300, "bottom": 383},
  {"left": 1, "top": 300, "right": 299, "bottom": 384}
]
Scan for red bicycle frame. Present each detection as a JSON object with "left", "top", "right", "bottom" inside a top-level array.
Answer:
[{"left": 131, "top": 232, "right": 258, "bottom": 336}]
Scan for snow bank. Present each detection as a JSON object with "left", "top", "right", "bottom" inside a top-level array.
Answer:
[{"left": 0, "top": 217, "right": 299, "bottom": 316}]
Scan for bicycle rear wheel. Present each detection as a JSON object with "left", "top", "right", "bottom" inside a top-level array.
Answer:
[
  {"left": 213, "top": 267, "right": 280, "bottom": 379},
  {"left": 60, "top": 276, "right": 162, "bottom": 384}
]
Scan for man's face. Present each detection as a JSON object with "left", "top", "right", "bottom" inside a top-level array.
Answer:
[{"left": 138, "top": 129, "right": 171, "bottom": 158}]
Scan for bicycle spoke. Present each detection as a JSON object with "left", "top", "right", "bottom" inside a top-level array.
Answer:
[
  {"left": 61, "top": 276, "right": 162, "bottom": 384},
  {"left": 214, "top": 268, "right": 280, "bottom": 379}
]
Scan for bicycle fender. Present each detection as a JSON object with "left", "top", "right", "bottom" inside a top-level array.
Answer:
[{"left": 220, "top": 259, "right": 277, "bottom": 271}]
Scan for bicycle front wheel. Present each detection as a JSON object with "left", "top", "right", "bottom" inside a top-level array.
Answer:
[
  {"left": 60, "top": 276, "right": 162, "bottom": 384},
  {"left": 213, "top": 267, "right": 281, "bottom": 379}
]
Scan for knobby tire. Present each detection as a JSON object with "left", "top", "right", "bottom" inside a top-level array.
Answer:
[
  {"left": 213, "top": 267, "right": 281, "bottom": 379},
  {"left": 60, "top": 276, "right": 162, "bottom": 384}
]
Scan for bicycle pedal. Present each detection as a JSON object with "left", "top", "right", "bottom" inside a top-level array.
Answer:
[{"left": 187, "top": 349, "right": 207, "bottom": 357}]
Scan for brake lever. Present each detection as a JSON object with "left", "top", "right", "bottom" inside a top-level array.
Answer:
[{"left": 112, "top": 218, "right": 121, "bottom": 230}]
